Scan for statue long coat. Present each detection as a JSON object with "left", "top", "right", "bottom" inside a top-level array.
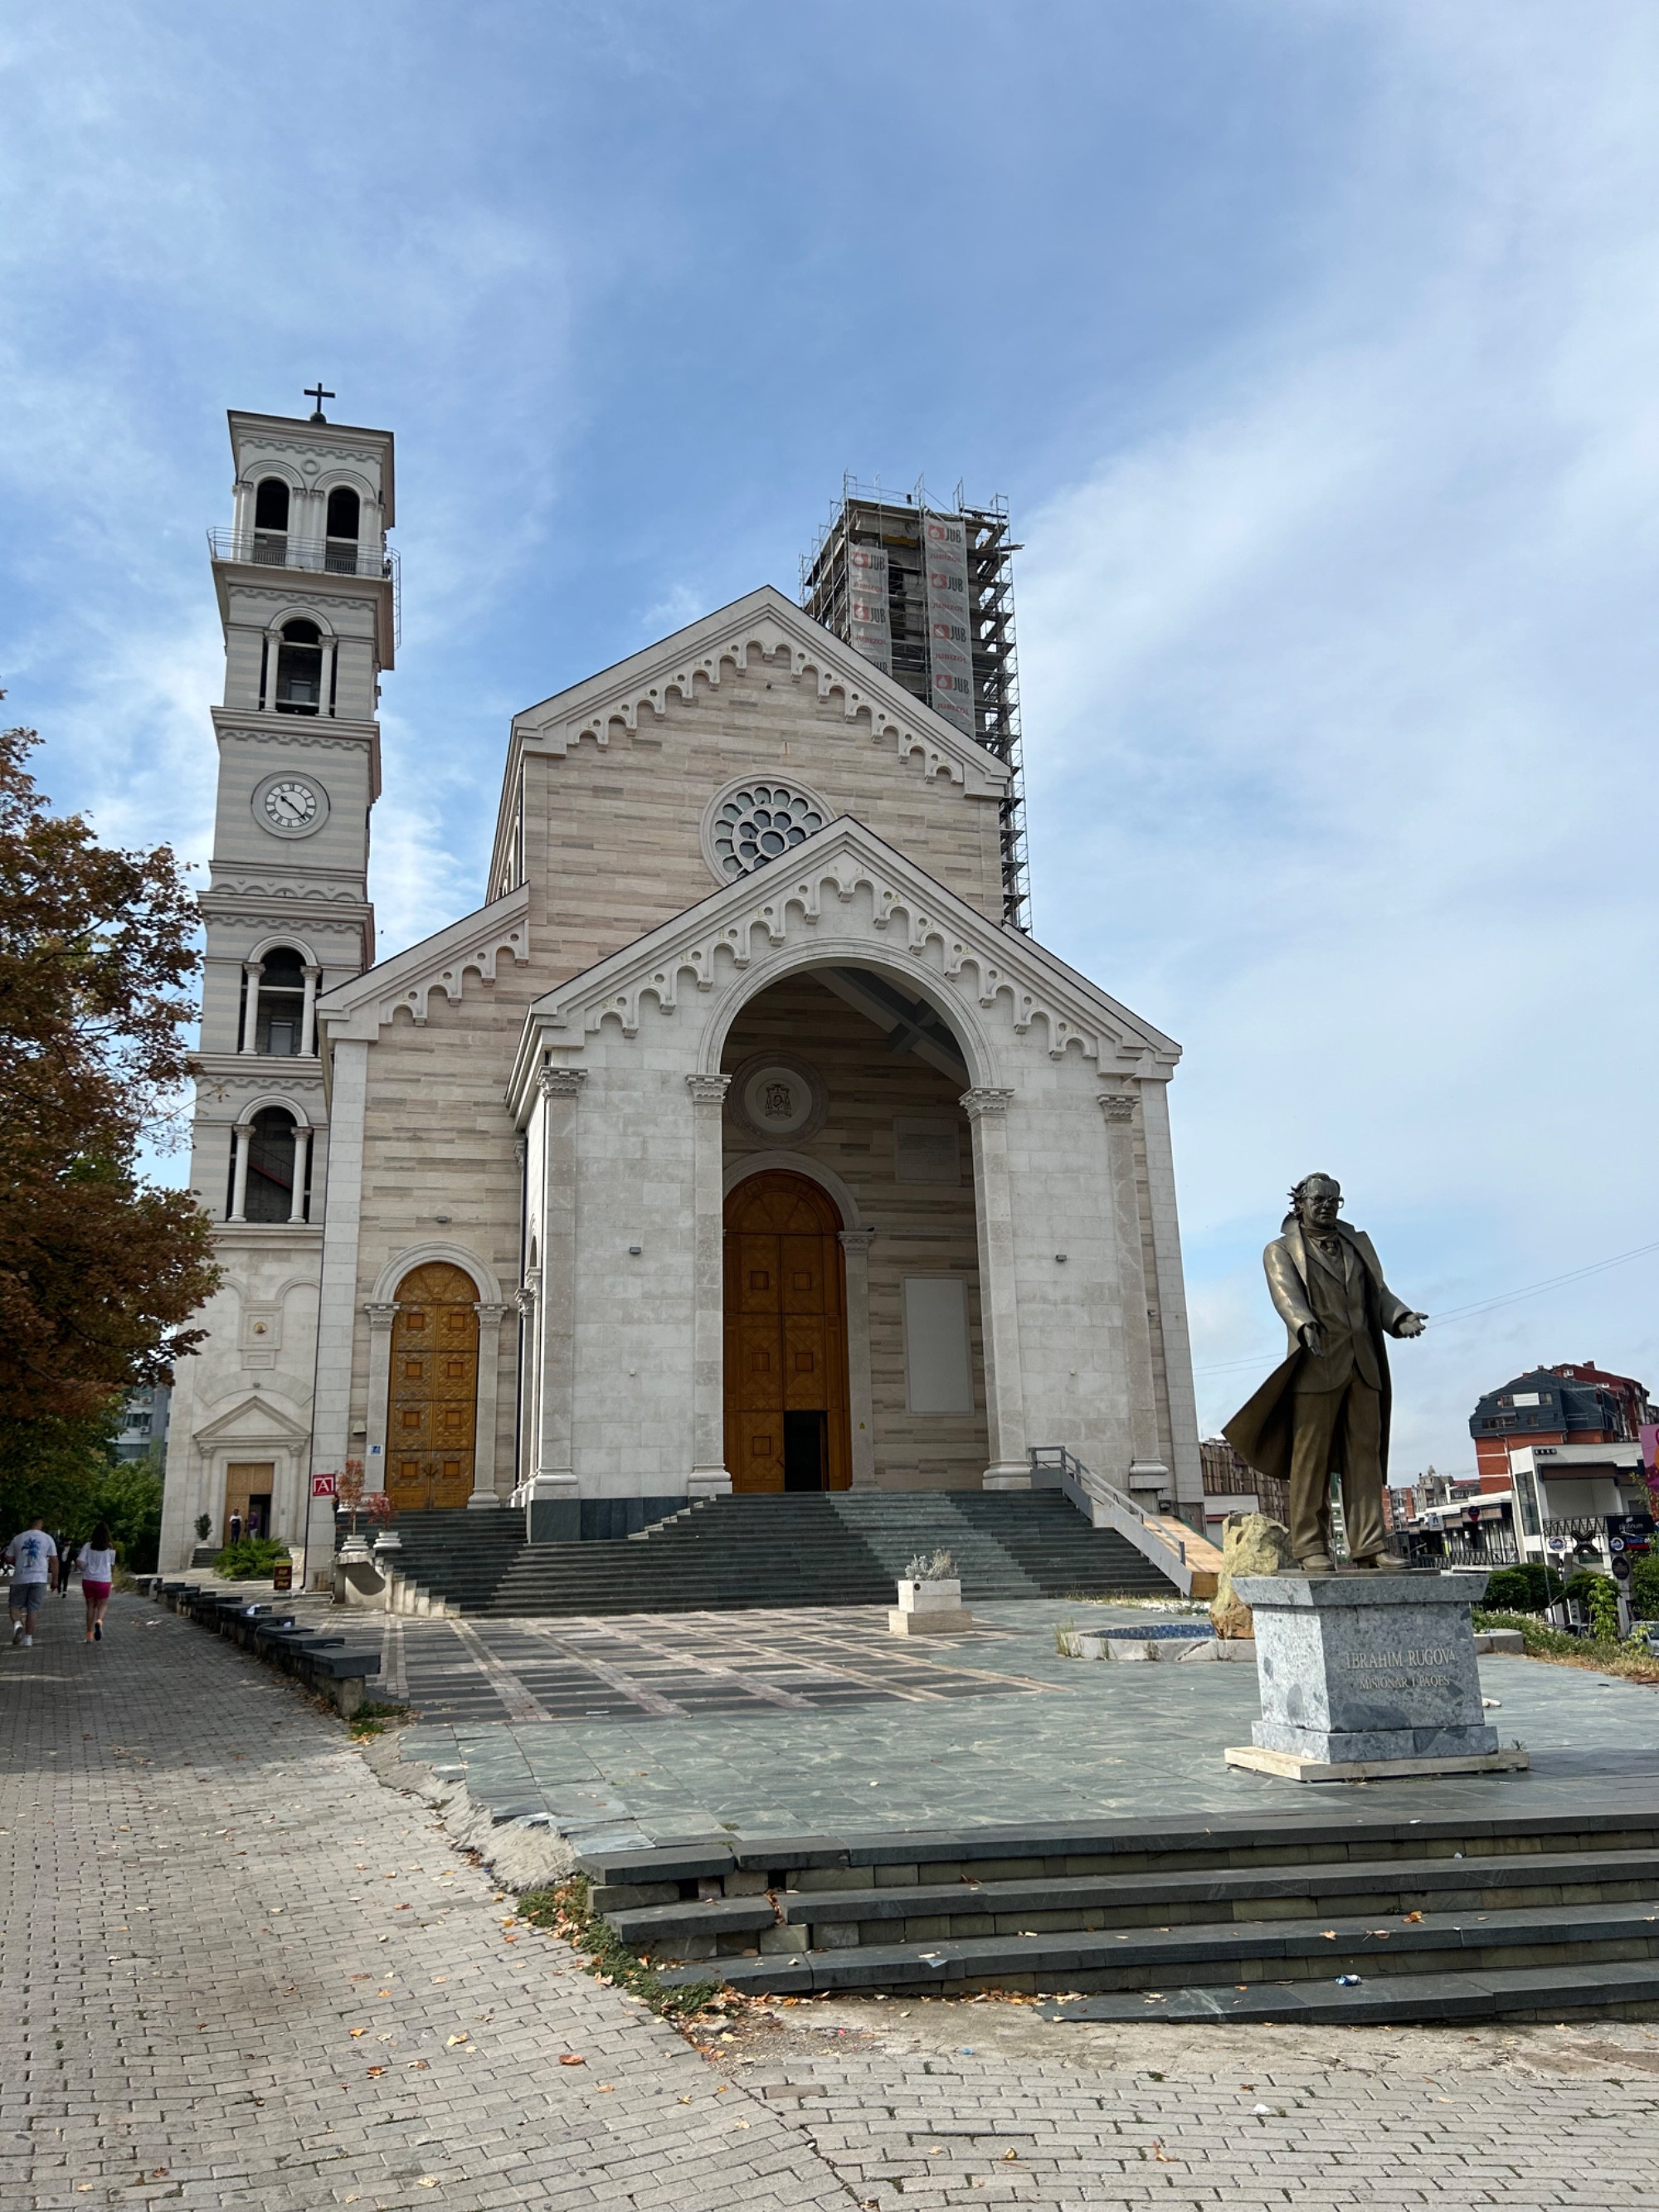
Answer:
[{"left": 1223, "top": 1216, "right": 1417, "bottom": 1486}]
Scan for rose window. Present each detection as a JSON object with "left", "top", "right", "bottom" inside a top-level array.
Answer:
[{"left": 710, "top": 784, "right": 826, "bottom": 878}]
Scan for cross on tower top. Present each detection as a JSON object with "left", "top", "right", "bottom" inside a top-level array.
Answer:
[{"left": 304, "top": 382, "right": 335, "bottom": 422}]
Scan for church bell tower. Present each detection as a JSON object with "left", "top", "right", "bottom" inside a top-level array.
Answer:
[
  {"left": 190, "top": 395, "right": 396, "bottom": 1227},
  {"left": 162, "top": 394, "right": 396, "bottom": 1571}
]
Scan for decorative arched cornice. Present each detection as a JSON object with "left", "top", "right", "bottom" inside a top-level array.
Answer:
[
  {"left": 264, "top": 603, "right": 340, "bottom": 638},
  {"left": 506, "top": 816, "right": 1178, "bottom": 1120},
  {"left": 317, "top": 884, "right": 530, "bottom": 1040},
  {"left": 234, "top": 1093, "right": 309, "bottom": 1127},
  {"left": 245, "top": 932, "right": 320, "bottom": 966},
  {"left": 722, "top": 1150, "right": 863, "bottom": 1229},
  {"left": 371, "top": 1243, "right": 503, "bottom": 1304},
  {"left": 506, "top": 587, "right": 1008, "bottom": 798}
]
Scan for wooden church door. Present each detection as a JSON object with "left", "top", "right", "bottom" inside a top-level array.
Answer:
[
  {"left": 387, "top": 1262, "right": 479, "bottom": 1510},
  {"left": 723, "top": 1171, "right": 850, "bottom": 1493}
]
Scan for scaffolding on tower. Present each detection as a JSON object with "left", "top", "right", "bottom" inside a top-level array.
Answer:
[{"left": 801, "top": 475, "right": 1030, "bottom": 931}]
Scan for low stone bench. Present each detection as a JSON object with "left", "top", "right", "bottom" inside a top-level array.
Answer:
[{"left": 294, "top": 1647, "right": 383, "bottom": 1718}]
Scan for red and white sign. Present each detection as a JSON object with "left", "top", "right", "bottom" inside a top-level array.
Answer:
[{"left": 311, "top": 1473, "right": 338, "bottom": 1498}]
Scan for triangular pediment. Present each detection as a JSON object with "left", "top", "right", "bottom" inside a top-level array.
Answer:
[
  {"left": 505, "top": 815, "right": 1178, "bottom": 1113},
  {"left": 193, "top": 1393, "right": 314, "bottom": 1449},
  {"left": 506, "top": 585, "right": 1010, "bottom": 801}
]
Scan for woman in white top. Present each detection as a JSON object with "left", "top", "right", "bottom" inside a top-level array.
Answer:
[{"left": 78, "top": 1523, "right": 117, "bottom": 1642}]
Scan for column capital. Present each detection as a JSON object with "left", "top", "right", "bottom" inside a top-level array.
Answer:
[
  {"left": 686, "top": 1073, "right": 732, "bottom": 1105},
  {"left": 473, "top": 1301, "right": 513, "bottom": 1325},
  {"left": 243, "top": 957, "right": 265, "bottom": 974},
  {"left": 302, "top": 962, "right": 323, "bottom": 978},
  {"left": 1097, "top": 1089, "right": 1137, "bottom": 1125},
  {"left": 362, "top": 1301, "right": 400, "bottom": 1331},
  {"left": 537, "top": 1065, "right": 588, "bottom": 1099},
  {"left": 959, "top": 1086, "right": 1015, "bottom": 1120},
  {"left": 837, "top": 1228, "right": 877, "bottom": 1255},
  {"left": 513, "top": 1286, "right": 537, "bottom": 1317}
]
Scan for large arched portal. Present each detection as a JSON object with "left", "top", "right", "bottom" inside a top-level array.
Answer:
[
  {"left": 388, "top": 1262, "right": 479, "bottom": 1509},
  {"left": 719, "top": 966, "right": 989, "bottom": 1493},
  {"left": 723, "top": 1170, "right": 850, "bottom": 1492}
]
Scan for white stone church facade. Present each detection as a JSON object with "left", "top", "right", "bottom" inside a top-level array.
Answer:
[{"left": 159, "top": 406, "right": 1204, "bottom": 1574}]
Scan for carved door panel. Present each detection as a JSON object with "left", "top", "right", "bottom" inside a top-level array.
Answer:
[
  {"left": 722, "top": 1172, "right": 850, "bottom": 1493},
  {"left": 387, "top": 1263, "right": 479, "bottom": 1510}
]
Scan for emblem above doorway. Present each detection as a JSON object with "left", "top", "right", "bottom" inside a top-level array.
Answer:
[{"left": 727, "top": 1052, "right": 829, "bottom": 1144}]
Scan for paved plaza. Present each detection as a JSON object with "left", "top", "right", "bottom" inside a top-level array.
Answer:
[
  {"left": 4, "top": 1588, "right": 1659, "bottom": 2209},
  {"left": 383, "top": 1598, "right": 1659, "bottom": 1852}
]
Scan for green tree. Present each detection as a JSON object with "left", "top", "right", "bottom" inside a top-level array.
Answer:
[{"left": 0, "top": 718, "right": 218, "bottom": 1533}]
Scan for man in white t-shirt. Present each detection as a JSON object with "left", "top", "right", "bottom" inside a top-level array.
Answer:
[{"left": 7, "top": 1520, "right": 59, "bottom": 1648}]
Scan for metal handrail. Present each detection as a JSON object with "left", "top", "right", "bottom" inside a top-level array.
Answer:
[
  {"left": 208, "top": 528, "right": 394, "bottom": 580},
  {"left": 1029, "top": 1445, "right": 1188, "bottom": 1570}
]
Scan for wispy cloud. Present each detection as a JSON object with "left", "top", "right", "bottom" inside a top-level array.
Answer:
[{"left": 1022, "top": 2, "right": 1659, "bottom": 1462}]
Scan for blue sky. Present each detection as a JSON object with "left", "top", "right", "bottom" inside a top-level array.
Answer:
[{"left": 4, "top": 2, "right": 1657, "bottom": 1478}]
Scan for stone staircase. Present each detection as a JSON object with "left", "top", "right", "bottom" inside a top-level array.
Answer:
[
  {"left": 581, "top": 1805, "right": 1659, "bottom": 2022},
  {"left": 379, "top": 1492, "right": 1179, "bottom": 1617}
]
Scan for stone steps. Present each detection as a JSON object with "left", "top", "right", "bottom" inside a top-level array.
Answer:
[
  {"left": 576, "top": 1808, "right": 1659, "bottom": 2019},
  {"left": 383, "top": 1493, "right": 1179, "bottom": 1616}
]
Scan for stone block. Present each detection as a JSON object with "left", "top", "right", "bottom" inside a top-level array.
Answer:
[
  {"left": 1210, "top": 1513, "right": 1296, "bottom": 1640},
  {"left": 1227, "top": 1571, "right": 1525, "bottom": 1778},
  {"left": 888, "top": 1605, "right": 974, "bottom": 1635}
]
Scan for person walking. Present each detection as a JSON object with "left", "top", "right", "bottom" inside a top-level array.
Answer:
[
  {"left": 6, "top": 1519, "right": 58, "bottom": 1648},
  {"left": 77, "top": 1524, "right": 117, "bottom": 1643},
  {"left": 56, "top": 1533, "right": 79, "bottom": 1597}
]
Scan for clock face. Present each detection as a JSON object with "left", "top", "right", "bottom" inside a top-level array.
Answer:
[
  {"left": 263, "top": 779, "right": 319, "bottom": 829},
  {"left": 252, "top": 773, "right": 328, "bottom": 836}
]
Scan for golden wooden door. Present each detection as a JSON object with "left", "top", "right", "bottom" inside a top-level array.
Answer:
[
  {"left": 723, "top": 1172, "right": 849, "bottom": 1493},
  {"left": 387, "top": 1263, "right": 479, "bottom": 1510}
]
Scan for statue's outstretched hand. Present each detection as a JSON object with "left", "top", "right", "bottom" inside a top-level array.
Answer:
[{"left": 1396, "top": 1312, "right": 1427, "bottom": 1338}]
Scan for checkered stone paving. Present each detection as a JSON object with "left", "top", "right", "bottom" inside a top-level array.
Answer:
[{"left": 392, "top": 1610, "right": 1062, "bottom": 1729}]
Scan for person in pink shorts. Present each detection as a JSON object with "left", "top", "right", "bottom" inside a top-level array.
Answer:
[{"left": 78, "top": 1523, "right": 117, "bottom": 1643}]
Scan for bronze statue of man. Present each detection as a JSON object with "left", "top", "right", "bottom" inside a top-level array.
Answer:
[{"left": 1224, "top": 1174, "right": 1427, "bottom": 1572}]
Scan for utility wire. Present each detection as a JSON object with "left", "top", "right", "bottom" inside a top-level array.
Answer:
[{"left": 1191, "top": 1234, "right": 1659, "bottom": 1378}]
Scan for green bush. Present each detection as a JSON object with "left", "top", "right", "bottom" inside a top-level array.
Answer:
[
  {"left": 1563, "top": 1570, "right": 1623, "bottom": 1639},
  {"left": 1628, "top": 1554, "right": 1659, "bottom": 1621},
  {"left": 213, "top": 1537, "right": 291, "bottom": 1581},
  {"left": 1482, "top": 1563, "right": 1564, "bottom": 1614}
]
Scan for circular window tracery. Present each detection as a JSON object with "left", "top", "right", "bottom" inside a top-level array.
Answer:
[{"left": 708, "top": 782, "right": 827, "bottom": 879}]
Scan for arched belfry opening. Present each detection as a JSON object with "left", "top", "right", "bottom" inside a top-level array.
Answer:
[
  {"left": 324, "top": 485, "right": 360, "bottom": 571},
  {"left": 252, "top": 475, "right": 289, "bottom": 561},
  {"left": 273, "top": 619, "right": 324, "bottom": 714}
]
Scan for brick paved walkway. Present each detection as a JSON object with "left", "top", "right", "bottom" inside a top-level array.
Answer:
[
  {"left": 0, "top": 1593, "right": 850, "bottom": 2211},
  {"left": 5, "top": 1591, "right": 1658, "bottom": 2209}
]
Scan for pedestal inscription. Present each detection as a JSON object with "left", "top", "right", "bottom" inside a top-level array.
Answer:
[{"left": 1224, "top": 1571, "right": 1527, "bottom": 1781}]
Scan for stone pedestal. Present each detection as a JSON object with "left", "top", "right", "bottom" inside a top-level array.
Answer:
[
  {"left": 888, "top": 1577, "right": 974, "bottom": 1635},
  {"left": 1224, "top": 1571, "right": 1529, "bottom": 1783}
]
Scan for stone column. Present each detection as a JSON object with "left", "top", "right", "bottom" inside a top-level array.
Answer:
[
  {"left": 513, "top": 1278, "right": 538, "bottom": 1494},
  {"left": 306, "top": 1035, "right": 370, "bottom": 1582},
  {"left": 240, "top": 962, "right": 264, "bottom": 1054},
  {"left": 299, "top": 965, "right": 320, "bottom": 1057},
  {"left": 319, "top": 636, "right": 337, "bottom": 719},
  {"left": 961, "top": 1087, "right": 1029, "bottom": 1488},
  {"left": 530, "top": 1068, "right": 585, "bottom": 1539},
  {"left": 228, "top": 1123, "right": 251, "bottom": 1220},
  {"left": 362, "top": 1302, "right": 399, "bottom": 1497},
  {"left": 469, "top": 1303, "right": 512, "bottom": 1507},
  {"left": 1099, "top": 1089, "right": 1166, "bottom": 1492},
  {"left": 1138, "top": 1077, "right": 1205, "bottom": 1513},
  {"left": 686, "top": 1074, "right": 733, "bottom": 1498},
  {"left": 288, "top": 1126, "right": 312, "bottom": 1223},
  {"left": 837, "top": 1228, "right": 878, "bottom": 1489}
]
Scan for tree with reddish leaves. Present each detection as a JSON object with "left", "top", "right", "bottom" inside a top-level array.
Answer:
[{"left": 0, "top": 715, "right": 219, "bottom": 1516}]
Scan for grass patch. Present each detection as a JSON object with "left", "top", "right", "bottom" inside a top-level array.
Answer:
[
  {"left": 1473, "top": 1609, "right": 1659, "bottom": 1683},
  {"left": 348, "top": 1699, "right": 408, "bottom": 1738},
  {"left": 518, "top": 1874, "right": 723, "bottom": 2020}
]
